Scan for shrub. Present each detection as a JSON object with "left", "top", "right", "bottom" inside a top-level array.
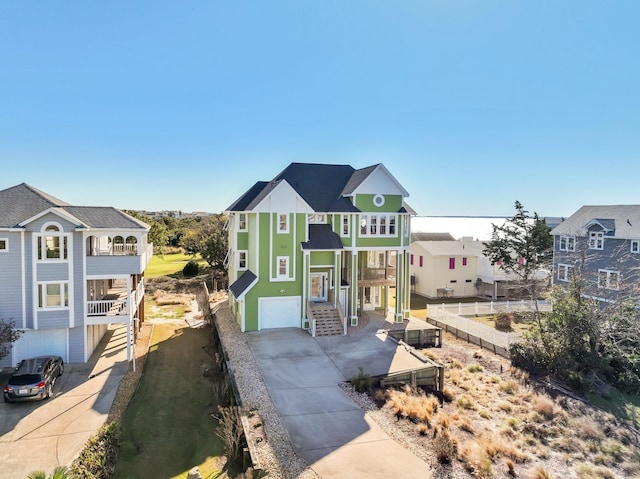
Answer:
[
  {"left": 495, "top": 312, "right": 513, "bottom": 331},
  {"left": 434, "top": 430, "right": 457, "bottom": 464},
  {"left": 68, "top": 421, "right": 120, "bottom": 479},
  {"left": 529, "top": 465, "right": 551, "bottom": 479},
  {"left": 351, "top": 367, "right": 372, "bottom": 393},
  {"left": 532, "top": 395, "right": 557, "bottom": 420},
  {"left": 214, "top": 406, "right": 246, "bottom": 463},
  {"left": 468, "top": 363, "right": 484, "bottom": 373},
  {"left": 182, "top": 259, "right": 200, "bottom": 277}
]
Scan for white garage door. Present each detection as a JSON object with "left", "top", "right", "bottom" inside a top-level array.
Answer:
[
  {"left": 13, "top": 329, "right": 68, "bottom": 364},
  {"left": 259, "top": 296, "right": 301, "bottom": 329}
]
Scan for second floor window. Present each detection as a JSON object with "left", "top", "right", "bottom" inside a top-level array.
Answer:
[
  {"left": 38, "top": 282, "right": 69, "bottom": 309},
  {"left": 238, "top": 214, "right": 247, "bottom": 231},
  {"left": 278, "top": 214, "right": 289, "bottom": 233},
  {"left": 631, "top": 240, "right": 640, "bottom": 254},
  {"left": 559, "top": 236, "right": 576, "bottom": 252},
  {"left": 589, "top": 231, "right": 604, "bottom": 250},
  {"left": 557, "top": 264, "right": 573, "bottom": 282},
  {"left": 0, "top": 238, "right": 7, "bottom": 252},
  {"left": 449, "top": 258, "right": 455, "bottom": 269},
  {"left": 342, "top": 215, "right": 350, "bottom": 236},
  {"left": 238, "top": 250, "right": 248, "bottom": 270},
  {"left": 38, "top": 225, "right": 68, "bottom": 260},
  {"left": 359, "top": 214, "right": 397, "bottom": 237},
  {"left": 598, "top": 269, "right": 619, "bottom": 290}
]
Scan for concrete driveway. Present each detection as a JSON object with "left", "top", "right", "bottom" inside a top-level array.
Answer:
[
  {"left": 0, "top": 325, "right": 129, "bottom": 479},
  {"left": 246, "top": 325, "right": 432, "bottom": 479}
]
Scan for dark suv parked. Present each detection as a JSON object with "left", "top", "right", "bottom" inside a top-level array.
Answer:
[{"left": 3, "top": 356, "right": 64, "bottom": 402}]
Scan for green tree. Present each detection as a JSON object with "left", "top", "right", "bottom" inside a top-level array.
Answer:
[
  {"left": 483, "top": 201, "right": 553, "bottom": 300},
  {"left": 27, "top": 466, "right": 71, "bottom": 479},
  {"left": 0, "top": 318, "right": 22, "bottom": 361}
]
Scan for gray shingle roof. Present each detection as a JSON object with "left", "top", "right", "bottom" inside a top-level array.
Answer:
[
  {"left": 551, "top": 205, "right": 640, "bottom": 238},
  {"left": 301, "top": 224, "right": 344, "bottom": 250},
  {"left": 229, "top": 270, "right": 257, "bottom": 299},
  {"left": 226, "top": 162, "right": 401, "bottom": 213},
  {"left": 0, "top": 183, "right": 148, "bottom": 230}
]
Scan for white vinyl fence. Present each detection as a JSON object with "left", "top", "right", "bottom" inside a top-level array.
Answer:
[{"left": 426, "top": 300, "right": 551, "bottom": 357}]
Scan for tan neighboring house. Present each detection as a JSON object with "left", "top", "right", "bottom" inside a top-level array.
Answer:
[{"left": 410, "top": 239, "right": 548, "bottom": 300}]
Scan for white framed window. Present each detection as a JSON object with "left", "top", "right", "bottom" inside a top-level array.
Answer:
[
  {"left": 238, "top": 214, "right": 247, "bottom": 232},
  {"left": 38, "top": 282, "right": 69, "bottom": 309},
  {"left": 631, "top": 240, "right": 640, "bottom": 254},
  {"left": 342, "top": 215, "right": 350, "bottom": 237},
  {"left": 403, "top": 215, "right": 409, "bottom": 237},
  {"left": 598, "top": 269, "right": 619, "bottom": 290},
  {"left": 237, "top": 250, "right": 248, "bottom": 270},
  {"left": 589, "top": 231, "right": 604, "bottom": 250},
  {"left": 0, "top": 238, "right": 7, "bottom": 252},
  {"left": 278, "top": 214, "right": 289, "bottom": 234},
  {"left": 38, "top": 224, "right": 68, "bottom": 260},
  {"left": 557, "top": 264, "right": 573, "bottom": 282},
  {"left": 559, "top": 236, "right": 576, "bottom": 252},
  {"left": 276, "top": 256, "right": 289, "bottom": 278},
  {"left": 359, "top": 214, "right": 398, "bottom": 237}
]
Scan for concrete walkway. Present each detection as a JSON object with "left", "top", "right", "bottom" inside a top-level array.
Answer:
[
  {"left": 0, "top": 324, "right": 129, "bottom": 479},
  {"left": 246, "top": 325, "right": 432, "bottom": 479}
]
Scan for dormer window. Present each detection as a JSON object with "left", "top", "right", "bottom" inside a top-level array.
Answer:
[
  {"left": 38, "top": 223, "right": 68, "bottom": 260},
  {"left": 589, "top": 231, "right": 604, "bottom": 250}
]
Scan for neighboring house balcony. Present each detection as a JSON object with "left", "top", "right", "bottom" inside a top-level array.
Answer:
[
  {"left": 85, "top": 277, "right": 146, "bottom": 325},
  {"left": 86, "top": 242, "right": 153, "bottom": 275}
]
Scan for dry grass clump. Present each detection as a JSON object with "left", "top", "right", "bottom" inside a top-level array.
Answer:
[
  {"left": 459, "top": 440, "right": 493, "bottom": 478},
  {"left": 575, "top": 463, "right": 617, "bottom": 479},
  {"left": 532, "top": 394, "right": 559, "bottom": 420},
  {"left": 528, "top": 465, "right": 551, "bottom": 479},
  {"left": 151, "top": 290, "right": 194, "bottom": 309},
  {"left": 500, "top": 379, "right": 520, "bottom": 395},
  {"left": 434, "top": 429, "right": 458, "bottom": 464},
  {"left": 386, "top": 386, "right": 439, "bottom": 424}
]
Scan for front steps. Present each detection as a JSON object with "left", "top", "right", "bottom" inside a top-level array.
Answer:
[{"left": 309, "top": 303, "right": 344, "bottom": 336}]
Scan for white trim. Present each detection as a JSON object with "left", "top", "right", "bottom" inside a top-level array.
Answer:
[
  {"left": 0, "top": 237, "right": 7, "bottom": 252},
  {"left": 37, "top": 282, "right": 70, "bottom": 310},
  {"left": 631, "top": 240, "right": 640, "bottom": 254},
  {"left": 276, "top": 256, "right": 289, "bottom": 279},
  {"left": 373, "top": 194, "right": 385, "bottom": 207},
  {"left": 589, "top": 231, "right": 604, "bottom": 250},
  {"left": 18, "top": 206, "right": 85, "bottom": 229},
  {"left": 559, "top": 235, "right": 576, "bottom": 252},
  {"left": 278, "top": 213, "right": 289, "bottom": 234},
  {"left": 238, "top": 213, "right": 248, "bottom": 232},
  {"left": 597, "top": 269, "right": 619, "bottom": 290},
  {"left": 341, "top": 214, "right": 350, "bottom": 237},
  {"left": 557, "top": 263, "right": 573, "bottom": 282},
  {"left": 237, "top": 250, "right": 248, "bottom": 271},
  {"left": 359, "top": 214, "right": 398, "bottom": 237}
]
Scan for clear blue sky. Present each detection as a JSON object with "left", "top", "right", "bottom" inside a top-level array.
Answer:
[{"left": 1, "top": 2, "right": 638, "bottom": 218}]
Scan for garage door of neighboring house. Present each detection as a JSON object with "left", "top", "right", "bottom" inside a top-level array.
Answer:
[
  {"left": 259, "top": 296, "right": 301, "bottom": 329},
  {"left": 13, "top": 329, "right": 68, "bottom": 364}
]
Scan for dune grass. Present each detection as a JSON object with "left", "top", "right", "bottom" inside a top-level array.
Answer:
[{"left": 112, "top": 323, "right": 223, "bottom": 479}]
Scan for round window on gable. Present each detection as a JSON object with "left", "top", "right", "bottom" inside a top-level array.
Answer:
[{"left": 373, "top": 194, "right": 385, "bottom": 207}]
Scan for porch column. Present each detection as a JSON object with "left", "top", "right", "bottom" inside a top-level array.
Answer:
[
  {"left": 302, "top": 250, "right": 310, "bottom": 328},
  {"left": 394, "top": 249, "right": 404, "bottom": 323},
  {"left": 350, "top": 251, "right": 358, "bottom": 326}
]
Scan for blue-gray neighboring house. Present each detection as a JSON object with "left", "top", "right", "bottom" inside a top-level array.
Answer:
[
  {"left": 551, "top": 205, "right": 640, "bottom": 303},
  {"left": 0, "top": 183, "right": 152, "bottom": 367}
]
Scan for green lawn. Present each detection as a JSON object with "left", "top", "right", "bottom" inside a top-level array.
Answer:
[
  {"left": 113, "top": 324, "right": 223, "bottom": 479},
  {"left": 146, "top": 252, "right": 207, "bottom": 278}
]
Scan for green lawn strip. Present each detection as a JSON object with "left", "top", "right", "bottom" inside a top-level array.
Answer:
[
  {"left": 146, "top": 253, "right": 207, "bottom": 278},
  {"left": 587, "top": 387, "right": 640, "bottom": 428},
  {"left": 113, "top": 323, "right": 223, "bottom": 479}
]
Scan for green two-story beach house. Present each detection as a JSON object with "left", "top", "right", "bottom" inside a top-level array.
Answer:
[{"left": 225, "top": 162, "right": 413, "bottom": 336}]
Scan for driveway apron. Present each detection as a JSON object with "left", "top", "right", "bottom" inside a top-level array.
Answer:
[{"left": 246, "top": 328, "right": 432, "bottom": 479}]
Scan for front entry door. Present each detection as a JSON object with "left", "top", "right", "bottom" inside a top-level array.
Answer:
[{"left": 310, "top": 273, "right": 328, "bottom": 302}]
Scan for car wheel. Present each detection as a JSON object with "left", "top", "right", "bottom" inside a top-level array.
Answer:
[
  {"left": 45, "top": 382, "right": 52, "bottom": 399},
  {"left": 58, "top": 362, "right": 64, "bottom": 376}
]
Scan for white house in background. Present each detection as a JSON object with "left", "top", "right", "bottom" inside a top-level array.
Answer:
[
  {"left": 411, "top": 239, "right": 549, "bottom": 300},
  {"left": 0, "top": 183, "right": 152, "bottom": 367}
]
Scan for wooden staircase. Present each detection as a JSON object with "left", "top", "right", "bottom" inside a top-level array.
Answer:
[{"left": 309, "top": 302, "right": 344, "bottom": 336}]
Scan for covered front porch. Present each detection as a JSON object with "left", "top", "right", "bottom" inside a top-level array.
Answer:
[{"left": 84, "top": 274, "right": 146, "bottom": 362}]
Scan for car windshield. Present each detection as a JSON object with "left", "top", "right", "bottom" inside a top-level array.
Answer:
[{"left": 8, "top": 374, "right": 42, "bottom": 386}]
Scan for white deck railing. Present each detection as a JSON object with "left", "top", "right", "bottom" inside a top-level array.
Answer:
[{"left": 87, "top": 299, "right": 127, "bottom": 317}]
